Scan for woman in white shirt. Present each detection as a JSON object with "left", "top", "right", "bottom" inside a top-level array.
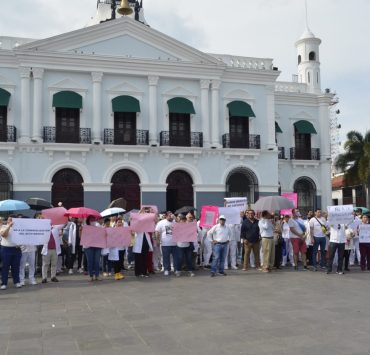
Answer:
[{"left": 327, "top": 224, "right": 346, "bottom": 274}]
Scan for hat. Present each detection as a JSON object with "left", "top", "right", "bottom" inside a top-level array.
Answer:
[{"left": 219, "top": 215, "right": 226, "bottom": 220}]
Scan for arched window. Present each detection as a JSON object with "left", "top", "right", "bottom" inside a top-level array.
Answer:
[
  {"left": 309, "top": 51, "right": 316, "bottom": 61},
  {"left": 293, "top": 177, "right": 316, "bottom": 214},
  {"left": 166, "top": 170, "right": 194, "bottom": 212},
  {"left": 111, "top": 169, "right": 141, "bottom": 211},
  {"left": 51, "top": 169, "right": 84, "bottom": 209},
  {"left": 226, "top": 167, "right": 259, "bottom": 204},
  {"left": 298, "top": 55, "right": 301, "bottom": 65},
  {"left": 0, "top": 165, "right": 13, "bottom": 200}
]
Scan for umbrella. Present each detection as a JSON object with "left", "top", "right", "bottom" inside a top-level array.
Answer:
[
  {"left": 42, "top": 207, "right": 68, "bottom": 225},
  {"left": 65, "top": 207, "right": 101, "bottom": 219},
  {"left": 254, "top": 196, "right": 295, "bottom": 211},
  {"left": 26, "top": 197, "right": 53, "bottom": 211},
  {"left": 175, "top": 206, "right": 197, "bottom": 215},
  {"left": 0, "top": 199, "right": 30, "bottom": 212},
  {"left": 108, "top": 198, "right": 127, "bottom": 209},
  {"left": 354, "top": 207, "right": 369, "bottom": 214},
  {"left": 101, "top": 207, "right": 126, "bottom": 218}
]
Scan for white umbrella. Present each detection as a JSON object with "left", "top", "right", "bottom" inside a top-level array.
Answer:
[
  {"left": 254, "top": 196, "right": 295, "bottom": 211},
  {"left": 101, "top": 207, "right": 126, "bottom": 218}
]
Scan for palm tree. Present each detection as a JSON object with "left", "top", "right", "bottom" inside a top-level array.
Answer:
[{"left": 335, "top": 130, "right": 370, "bottom": 208}]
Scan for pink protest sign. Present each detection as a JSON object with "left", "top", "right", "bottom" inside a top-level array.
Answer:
[
  {"left": 106, "top": 227, "right": 132, "bottom": 248},
  {"left": 199, "top": 206, "right": 219, "bottom": 228},
  {"left": 81, "top": 225, "right": 107, "bottom": 248},
  {"left": 280, "top": 193, "right": 298, "bottom": 216},
  {"left": 130, "top": 213, "right": 156, "bottom": 233},
  {"left": 172, "top": 222, "right": 198, "bottom": 243}
]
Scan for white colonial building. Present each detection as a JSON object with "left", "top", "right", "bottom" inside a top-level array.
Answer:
[{"left": 0, "top": 1, "right": 333, "bottom": 213}]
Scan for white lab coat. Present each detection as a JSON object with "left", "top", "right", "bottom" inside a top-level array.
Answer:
[
  {"left": 133, "top": 232, "right": 153, "bottom": 253},
  {"left": 41, "top": 225, "right": 63, "bottom": 256}
]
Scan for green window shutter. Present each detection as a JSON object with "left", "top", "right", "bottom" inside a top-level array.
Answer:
[
  {"left": 167, "top": 97, "right": 195, "bottom": 114},
  {"left": 275, "top": 121, "right": 283, "bottom": 133},
  {"left": 52, "top": 91, "right": 82, "bottom": 109},
  {"left": 294, "top": 120, "right": 317, "bottom": 134},
  {"left": 112, "top": 95, "right": 140, "bottom": 113},
  {"left": 227, "top": 101, "right": 256, "bottom": 117},
  {"left": 0, "top": 88, "right": 11, "bottom": 106}
]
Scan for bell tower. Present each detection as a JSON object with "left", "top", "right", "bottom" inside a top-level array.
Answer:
[{"left": 295, "top": 2, "right": 321, "bottom": 94}]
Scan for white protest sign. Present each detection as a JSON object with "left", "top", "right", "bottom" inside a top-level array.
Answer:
[
  {"left": 11, "top": 218, "right": 52, "bottom": 245},
  {"left": 359, "top": 224, "right": 370, "bottom": 243},
  {"left": 327, "top": 205, "right": 354, "bottom": 225},
  {"left": 218, "top": 207, "right": 241, "bottom": 225},
  {"left": 224, "top": 197, "right": 247, "bottom": 211}
]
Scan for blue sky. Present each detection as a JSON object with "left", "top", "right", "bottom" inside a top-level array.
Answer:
[{"left": 1, "top": 0, "right": 369, "bottom": 150}]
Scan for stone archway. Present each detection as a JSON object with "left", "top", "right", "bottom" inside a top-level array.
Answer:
[
  {"left": 0, "top": 164, "right": 13, "bottom": 201},
  {"left": 166, "top": 170, "right": 194, "bottom": 212},
  {"left": 111, "top": 169, "right": 141, "bottom": 211},
  {"left": 293, "top": 177, "right": 316, "bottom": 215},
  {"left": 226, "top": 167, "right": 259, "bottom": 204}
]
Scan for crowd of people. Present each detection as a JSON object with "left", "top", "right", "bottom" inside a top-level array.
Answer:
[{"left": 0, "top": 206, "right": 369, "bottom": 290}]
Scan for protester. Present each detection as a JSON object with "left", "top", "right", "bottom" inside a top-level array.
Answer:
[
  {"left": 65, "top": 217, "right": 77, "bottom": 275},
  {"left": 358, "top": 214, "right": 370, "bottom": 271},
  {"left": 288, "top": 209, "right": 308, "bottom": 271},
  {"left": 174, "top": 214, "right": 194, "bottom": 277},
  {"left": 83, "top": 216, "right": 102, "bottom": 281},
  {"left": 326, "top": 223, "right": 347, "bottom": 275},
  {"left": 281, "top": 215, "right": 294, "bottom": 267},
  {"left": 259, "top": 211, "right": 275, "bottom": 273},
  {"left": 207, "top": 215, "right": 231, "bottom": 277},
  {"left": 240, "top": 210, "right": 260, "bottom": 271},
  {"left": 42, "top": 224, "right": 63, "bottom": 283},
  {"left": 19, "top": 244, "right": 37, "bottom": 286},
  {"left": 350, "top": 209, "right": 362, "bottom": 266},
  {"left": 343, "top": 227, "right": 354, "bottom": 272},
  {"left": 309, "top": 209, "right": 328, "bottom": 271},
  {"left": 273, "top": 215, "right": 283, "bottom": 269}
]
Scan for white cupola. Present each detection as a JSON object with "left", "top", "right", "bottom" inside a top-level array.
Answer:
[{"left": 295, "top": 16, "right": 322, "bottom": 94}]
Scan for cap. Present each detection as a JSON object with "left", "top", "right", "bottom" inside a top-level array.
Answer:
[{"left": 219, "top": 215, "right": 226, "bottom": 220}]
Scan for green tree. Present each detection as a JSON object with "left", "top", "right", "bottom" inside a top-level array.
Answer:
[{"left": 335, "top": 130, "right": 370, "bottom": 208}]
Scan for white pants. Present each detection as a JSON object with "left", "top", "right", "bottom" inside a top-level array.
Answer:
[
  {"left": 224, "top": 240, "right": 237, "bottom": 268},
  {"left": 152, "top": 245, "right": 162, "bottom": 271},
  {"left": 203, "top": 238, "right": 213, "bottom": 266},
  {"left": 42, "top": 250, "right": 58, "bottom": 279},
  {"left": 282, "top": 239, "right": 295, "bottom": 266},
  {"left": 20, "top": 251, "right": 36, "bottom": 283},
  {"left": 349, "top": 238, "right": 360, "bottom": 265}
]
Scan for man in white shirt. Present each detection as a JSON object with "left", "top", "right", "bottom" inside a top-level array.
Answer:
[
  {"left": 155, "top": 211, "right": 176, "bottom": 276},
  {"left": 309, "top": 209, "right": 328, "bottom": 271},
  {"left": 258, "top": 211, "right": 274, "bottom": 272},
  {"left": 207, "top": 216, "right": 231, "bottom": 277}
]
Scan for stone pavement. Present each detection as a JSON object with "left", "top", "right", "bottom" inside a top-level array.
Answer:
[{"left": 1, "top": 267, "right": 370, "bottom": 355}]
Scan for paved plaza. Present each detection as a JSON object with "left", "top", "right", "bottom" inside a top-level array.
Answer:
[{"left": 1, "top": 268, "right": 370, "bottom": 355}]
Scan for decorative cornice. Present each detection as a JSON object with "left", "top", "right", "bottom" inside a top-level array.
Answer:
[
  {"left": 19, "top": 67, "right": 31, "bottom": 78},
  {"left": 148, "top": 75, "right": 159, "bottom": 86},
  {"left": 91, "top": 71, "right": 103, "bottom": 83},
  {"left": 32, "top": 68, "right": 44, "bottom": 79}
]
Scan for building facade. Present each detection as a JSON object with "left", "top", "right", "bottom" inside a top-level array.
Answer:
[{"left": 0, "top": 5, "right": 333, "bottom": 213}]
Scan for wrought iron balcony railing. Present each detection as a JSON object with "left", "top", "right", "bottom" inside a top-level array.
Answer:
[
  {"left": 160, "top": 131, "right": 203, "bottom": 147},
  {"left": 278, "top": 147, "right": 285, "bottom": 159},
  {"left": 290, "top": 147, "right": 320, "bottom": 160},
  {"left": 0, "top": 126, "right": 17, "bottom": 142},
  {"left": 103, "top": 129, "right": 149, "bottom": 145},
  {"left": 43, "top": 127, "right": 91, "bottom": 144},
  {"left": 222, "top": 134, "right": 261, "bottom": 149}
]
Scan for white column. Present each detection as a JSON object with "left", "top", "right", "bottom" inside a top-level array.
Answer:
[
  {"left": 200, "top": 80, "right": 211, "bottom": 148},
  {"left": 19, "top": 67, "right": 31, "bottom": 143},
  {"left": 92, "top": 72, "right": 103, "bottom": 144},
  {"left": 211, "top": 79, "right": 221, "bottom": 148},
  {"left": 148, "top": 76, "right": 159, "bottom": 146},
  {"left": 266, "top": 85, "right": 276, "bottom": 150},
  {"left": 32, "top": 68, "right": 44, "bottom": 142}
]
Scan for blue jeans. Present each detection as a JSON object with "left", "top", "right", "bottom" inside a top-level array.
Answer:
[
  {"left": 312, "top": 237, "right": 327, "bottom": 268},
  {"left": 211, "top": 243, "right": 228, "bottom": 274},
  {"left": 84, "top": 247, "right": 102, "bottom": 277},
  {"left": 175, "top": 246, "right": 193, "bottom": 272},
  {"left": 1, "top": 246, "right": 22, "bottom": 285},
  {"left": 161, "top": 246, "right": 176, "bottom": 272}
]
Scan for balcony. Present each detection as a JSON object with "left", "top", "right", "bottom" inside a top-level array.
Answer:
[
  {"left": 0, "top": 126, "right": 17, "bottom": 142},
  {"left": 43, "top": 127, "right": 91, "bottom": 144},
  {"left": 160, "top": 131, "right": 203, "bottom": 147},
  {"left": 290, "top": 148, "right": 320, "bottom": 160},
  {"left": 103, "top": 129, "right": 149, "bottom": 145},
  {"left": 278, "top": 147, "right": 286, "bottom": 159},
  {"left": 222, "top": 134, "right": 261, "bottom": 149}
]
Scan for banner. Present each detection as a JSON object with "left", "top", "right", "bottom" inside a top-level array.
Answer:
[
  {"left": 199, "top": 206, "right": 219, "bottom": 228},
  {"left": 280, "top": 193, "right": 298, "bottom": 216},
  {"left": 106, "top": 227, "right": 132, "bottom": 248},
  {"left": 359, "top": 224, "right": 370, "bottom": 243},
  {"left": 130, "top": 213, "right": 156, "bottom": 233},
  {"left": 327, "top": 205, "right": 354, "bottom": 225},
  {"left": 218, "top": 207, "right": 241, "bottom": 225},
  {"left": 11, "top": 218, "right": 51, "bottom": 245},
  {"left": 81, "top": 225, "right": 107, "bottom": 248},
  {"left": 224, "top": 197, "right": 247, "bottom": 211},
  {"left": 172, "top": 222, "right": 198, "bottom": 242}
]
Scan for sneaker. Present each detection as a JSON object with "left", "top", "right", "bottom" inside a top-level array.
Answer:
[
  {"left": 231, "top": 266, "right": 238, "bottom": 270},
  {"left": 68, "top": 269, "right": 73, "bottom": 275},
  {"left": 336, "top": 271, "right": 344, "bottom": 275},
  {"left": 210, "top": 272, "right": 215, "bottom": 277},
  {"left": 189, "top": 272, "right": 195, "bottom": 277},
  {"left": 108, "top": 272, "right": 112, "bottom": 276},
  {"left": 19, "top": 281, "right": 25, "bottom": 286},
  {"left": 203, "top": 265, "right": 211, "bottom": 269},
  {"left": 30, "top": 280, "right": 38, "bottom": 285},
  {"left": 15, "top": 283, "right": 22, "bottom": 288},
  {"left": 175, "top": 271, "right": 181, "bottom": 277},
  {"left": 320, "top": 266, "right": 326, "bottom": 270},
  {"left": 242, "top": 268, "right": 248, "bottom": 271},
  {"left": 51, "top": 277, "right": 59, "bottom": 282},
  {"left": 78, "top": 268, "right": 84, "bottom": 274},
  {"left": 103, "top": 272, "right": 108, "bottom": 277},
  {"left": 164, "top": 271, "right": 169, "bottom": 276},
  {"left": 0, "top": 285, "right": 7, "bottom": 290},
  {"left": 41, "top": 279, "right": 47, "bottom": 284},
  {"left": 303, "top": 266, "right": 308, "bottom": 271}
]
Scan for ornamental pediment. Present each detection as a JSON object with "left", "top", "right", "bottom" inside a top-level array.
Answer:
[
  {"left": 49, "top": 78, "right": 85, "bottom": 92},
  {"left": 290, "top": 111, "right": 313, "bottom": 120},
  {"left": 162, "top": 86, "right": 195, "bottom": 98}
]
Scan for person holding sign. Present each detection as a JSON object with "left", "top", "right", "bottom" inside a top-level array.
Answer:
[
  {"left": 326, "top": 223, "right": 347, "bottom": 275},
  {"left": 309, "top": 209, "right": 329, "bottom": 271},
  {"left": 0, "top": 216, "right": 22, "bottom": 290},
  {"left": 359, "top": 214, "right": 370, "bottom": 271}
]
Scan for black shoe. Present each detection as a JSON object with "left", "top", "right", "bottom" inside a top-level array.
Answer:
[
  {"left": 345, "top": 268, "right": 350, "bottom": 272},
  {"left": 41, "top": 279, "right": 47, "bottom": 284},
  {"left": 326, "top": 270, "right": 332, "bottom": 274},
  {"left": 204, "top": 265, "right": 211, "bottom": 269},
  {"left": 303, "top": 266, "right": 308, "bottom": 271},
  {"left": 218, "top": 272, "right": 227, "bottom": 276},
  {"left": 51, "top": 277, "right": 59, "bottom": 282},
  {"left": 210, "top": 272, "right": 215, "bottom": 277}
]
